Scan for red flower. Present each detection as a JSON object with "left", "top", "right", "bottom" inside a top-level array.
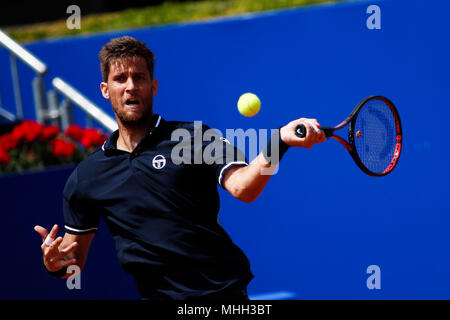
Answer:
[
  {"left": 11, "top": 123, "right": 27, "bottom": 142},
  {"left": 11, "top": 120, "right": 43, "bottom": 143},
  {"left": 25, "top": 122, "right": 43, "bottom": 142},
  {"left": 0, "top": 148, "right": 10, "bottom": 165},
  {"left": 0, "top": 133, "right": 19, "bottom": 151},
  {"left": 80, "top": 128, "right": 106, "bottom": 148},
  {"left": 40, "top": 125, "right": 60, "bottom": 141},
  {"left": 65, "top": 125, "right": 84, "bottom": 142},
  {"left": 50, "top": 138, "right": 76, "bottom": 158}
]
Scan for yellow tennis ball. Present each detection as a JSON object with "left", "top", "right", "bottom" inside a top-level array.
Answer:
[{"left": 237, "top": 93, "right": 261, "bottom": 117}]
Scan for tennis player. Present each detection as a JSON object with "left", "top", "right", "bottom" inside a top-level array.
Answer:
[{"left": 34, "top": 36, "right": 325, "bottom": 300}]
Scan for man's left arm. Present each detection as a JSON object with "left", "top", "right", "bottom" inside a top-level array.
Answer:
[{"left": 222, "top": 118, "right": 326, "bottom": 203}]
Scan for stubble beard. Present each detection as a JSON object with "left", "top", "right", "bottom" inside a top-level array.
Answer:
[{"left": 114, "top": 100, "right": 153, "bottom": 129}]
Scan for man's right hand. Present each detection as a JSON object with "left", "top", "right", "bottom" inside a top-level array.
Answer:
[
  {"left": 34, "top": 224, "right": 78, "bottom": 273},
  {"left": 280, "top": 118, "right": 326, "bottom": 149}
]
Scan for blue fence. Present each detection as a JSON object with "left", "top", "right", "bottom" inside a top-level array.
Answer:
[{"left": 1, "top": 0, "right": 450, "bottom": 299}]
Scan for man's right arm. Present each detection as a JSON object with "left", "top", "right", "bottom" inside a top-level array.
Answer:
[{"left": 35, "top": 224, "right": 95, "bottom": 278}]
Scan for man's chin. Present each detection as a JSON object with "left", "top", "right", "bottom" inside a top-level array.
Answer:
[
  {"left": 113, "top": 103, "right": 153, "bottom": 129},
  {"left": 117, "top": 113, "right": 152, "bottom": 128}
]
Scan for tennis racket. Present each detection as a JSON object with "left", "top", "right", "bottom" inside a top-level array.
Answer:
[{"left": 295, "top": 95, "right": 402, "bottom": 177}]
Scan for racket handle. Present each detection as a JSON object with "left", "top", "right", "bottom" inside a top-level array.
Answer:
[
  {"left": 295, "top": 124, "right": 334, "bottom": 138},
  {"left": 295, "top": 124, "right": 307, "bottom": 138}
]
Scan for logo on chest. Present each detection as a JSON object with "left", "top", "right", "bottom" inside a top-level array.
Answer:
[{"left": 152, "top": 155, "right": 166, "bottom": 169}]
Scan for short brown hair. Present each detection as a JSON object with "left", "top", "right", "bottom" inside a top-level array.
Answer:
[{"left": 99, "top": 36, "right": 155, "bottom": 82}]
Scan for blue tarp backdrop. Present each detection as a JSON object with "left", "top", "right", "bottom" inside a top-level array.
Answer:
[{"left": 1, "top": 0, "right": 449, "bottom": 299}]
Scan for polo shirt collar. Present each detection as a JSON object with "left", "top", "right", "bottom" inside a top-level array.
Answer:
[{"left": 102, "top": 114, "right": 163, "bottom": 152}]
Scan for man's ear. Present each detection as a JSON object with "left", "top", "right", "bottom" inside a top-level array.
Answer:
[
  {"left": 100, "top": 82, "right": 110, "bottom": 99},
  {"left": 152, "top": 78, "right": 158, "bottom": 97}
]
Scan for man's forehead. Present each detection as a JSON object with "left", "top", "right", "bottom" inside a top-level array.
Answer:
[{"left": 109, "top": 57, "right": 148, "bottom": 74}]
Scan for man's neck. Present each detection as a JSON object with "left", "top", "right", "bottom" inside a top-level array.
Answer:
[{"left": 116, "top": 115, "right": 156, "bottom": 153}]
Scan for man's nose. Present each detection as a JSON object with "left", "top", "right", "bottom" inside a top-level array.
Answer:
[{"left": 125, "top": 78, "right": 137, "bottom": 92}]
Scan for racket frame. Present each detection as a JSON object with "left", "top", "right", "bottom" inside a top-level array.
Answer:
[{"left": 325, "top": 95, "right": 402, "bottom": 177}]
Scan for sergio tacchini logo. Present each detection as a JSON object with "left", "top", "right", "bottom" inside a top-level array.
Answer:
[{"left": 152, "top": 155, "right": 166, "bottom": 169}]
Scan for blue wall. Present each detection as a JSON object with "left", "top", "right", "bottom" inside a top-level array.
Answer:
[{"left": 1, "top": 0, "right": 450, "bottom": 299}]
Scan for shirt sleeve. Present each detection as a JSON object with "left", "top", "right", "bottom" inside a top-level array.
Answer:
[
  {"left": 201, "top": 125, "right": 248, "bottom": 188},
  {"left": 62, "top": 167, "right": 100, "bottom": 235}
]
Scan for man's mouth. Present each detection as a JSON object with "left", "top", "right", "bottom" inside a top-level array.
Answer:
[{"left": 125, "top": 99, "right": 140, "bottom": 106}]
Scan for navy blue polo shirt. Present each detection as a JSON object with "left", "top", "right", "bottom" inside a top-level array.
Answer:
[{"left": 62, "top": 114, "right": 254, "bottom": 299}]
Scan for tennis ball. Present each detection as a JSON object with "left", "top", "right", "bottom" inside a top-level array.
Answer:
[{"left": 237, "top": 93, "right": 261, "bottom": 117}]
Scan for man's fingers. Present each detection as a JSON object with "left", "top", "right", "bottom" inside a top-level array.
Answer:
[
  {"left": 44, "top": 236, "right": 63, "bottom": 256},
  {"left": 293, "top": 118, "right": 326, "bottom": 147},
  {"left": 51, "top": 242, "right": 78, "bottom": 262},
  {"left": 47, "top": 258, "right": 77, "bottom": 274},
  {"left": 34, "top": 225, "right": 48, "bottom": 242},
  {"left": 285, "top": 117, "right": 326, "bottom": 148},
  {"left": 61, "top": 242, "right": 78, "bottom": 254},
  {"left": 48, "top": 224, "right": 59, "bottom": 241},
  {"left": 57, "top": 258, "right": 77, "bottom": 270},
  {"left": 42, "top": 224, "right": 59, "bottom": 246},
  {"left": 304, "top": 120, "right": 320, "bottom": 133},
  {"left": 303, "top": 119, "right": 326, "bottom": 142}
]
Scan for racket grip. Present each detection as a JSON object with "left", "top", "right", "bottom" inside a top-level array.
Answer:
[
  {"left": 295, "top": 124, "right": 334, "bottom": 138},
  {"left": 295, "top": 124, "right": 307, "bottom": 138}
]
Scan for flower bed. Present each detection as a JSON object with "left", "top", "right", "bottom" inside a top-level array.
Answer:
[{"left": 0, "top": 120, "right": 108, "bottom": 174}]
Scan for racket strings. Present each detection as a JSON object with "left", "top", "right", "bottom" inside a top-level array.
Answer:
[{"left": 353, "top": 100, "right": 397, "bottom": 174}]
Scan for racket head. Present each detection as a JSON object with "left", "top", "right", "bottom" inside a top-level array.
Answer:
[{"left": 348, "top": 96, "right": 402, "bottom": 177}]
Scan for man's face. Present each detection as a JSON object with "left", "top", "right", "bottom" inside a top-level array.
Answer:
[{"left": 100, "top": 57, "right": 158, "bottom": 128}]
